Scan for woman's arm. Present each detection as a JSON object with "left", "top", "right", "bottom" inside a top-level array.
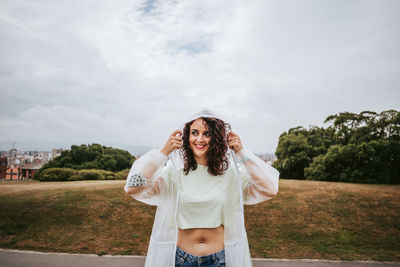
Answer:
[
  {"left": 236, "top": 148, "right": 279, "bottom": 200},
  {"left": 124, "top": 129, "right": 182, "bottom": 205},
  {"left": 228, "top": 132, "right": 279, "bottom": 204},
  {"left": 124, "top": 149, "right": 168, "bottom": 204}
]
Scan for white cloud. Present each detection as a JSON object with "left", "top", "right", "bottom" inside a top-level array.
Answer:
[{"left": 0, "top": 0, "right": 399, "bottom": 153}]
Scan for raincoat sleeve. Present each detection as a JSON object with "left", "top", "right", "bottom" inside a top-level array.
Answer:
[
  {"left": 236, "top": 148, "right": 279, "bottom": 205},
  {"left": 124, "top": 149, "right": 171, "bottom": 206}
]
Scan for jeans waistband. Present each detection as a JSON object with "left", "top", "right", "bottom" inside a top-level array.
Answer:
[{"left": 176, "top": 246, "right": 225, "bottom": 261}]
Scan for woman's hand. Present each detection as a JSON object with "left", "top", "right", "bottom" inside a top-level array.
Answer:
[
  {"left": 160, "top": 129, "right": 183, "bottom": 156},
  {"left": 227, "top": 131, "right": 243, "bottom": 153}
]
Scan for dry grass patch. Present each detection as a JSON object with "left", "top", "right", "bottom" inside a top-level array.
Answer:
[
  {"left": 0, "top": 180, "right": 123, "bottom": 195},
  {"left": 0, "top": 179, "right": 399, "bottom": 261},
  {"left": 245, "top": 179, "right": 400, "bottom": 261},
  {"left": 0, "top": 180, "right": 154, "bottom": 256}
]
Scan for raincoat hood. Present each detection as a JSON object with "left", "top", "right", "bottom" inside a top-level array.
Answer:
[
  {"left": 178, "top": 108, "right": 230, "bottom": 129},
  {"left": 170, "top": 108, "right": 233, "bottom": 172}
]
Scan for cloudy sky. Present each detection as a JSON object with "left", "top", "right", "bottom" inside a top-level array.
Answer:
[{"left": 0, "top": 0, "right": 399, "bottom": 154}]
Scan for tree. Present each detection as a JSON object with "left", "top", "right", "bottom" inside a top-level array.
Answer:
[
  {"left": 36, "top": 144, "right": 135, "bottom": 179},
  {"left": 275, "top": 110, "right": 400, "bottom": 184},
  {"left": 273, "top": 130, "right": 312, "bottom": 179}
]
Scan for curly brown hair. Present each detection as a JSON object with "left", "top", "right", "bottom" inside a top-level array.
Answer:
[{"left": 180, "top": 117, "right": 231, "bottom": 176}]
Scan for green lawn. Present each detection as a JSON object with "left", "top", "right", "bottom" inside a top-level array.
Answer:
[{"left": 0, "top": 179, "right": 399, "bottom": 261}]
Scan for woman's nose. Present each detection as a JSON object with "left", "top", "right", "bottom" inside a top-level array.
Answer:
[{"left": 196, "top": 134, "right": 205, "bottom": 141}]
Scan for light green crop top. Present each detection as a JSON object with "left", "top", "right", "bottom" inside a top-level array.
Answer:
[{"left": 161, "top": 162, "right": 249, "bottom": 230}]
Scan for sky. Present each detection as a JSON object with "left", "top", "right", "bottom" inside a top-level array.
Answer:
[{"left": 0, "top": 0, "right": 399, "bottom": 154}]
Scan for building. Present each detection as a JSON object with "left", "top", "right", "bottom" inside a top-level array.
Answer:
[
  {"left": 0, "top": 157, "right": 7, "bottom": 179},
  {"left": 51, "top": 148, "right": 63, "bottom": 160},
  {"left": 4, "top": 162, "right": 43, "bottom": 180},
  {"left": 257, "top": 153, "right": 277, "bottom": 165},
  {"left": 18, "top": 163, "right": 43, "bottom": 180},
  {"left": 0, "top": 146, "right": 63, "bottom": 181},
  {"left": 8, "top": 148, "right": 18, "bottom": 167},
  {"left": 5, "top": 167, "right": 20, "bottom": 180}
]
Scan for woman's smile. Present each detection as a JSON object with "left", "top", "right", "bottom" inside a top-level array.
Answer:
[{"left": 194, "top": 144, "right": 206, "bottom": 149}]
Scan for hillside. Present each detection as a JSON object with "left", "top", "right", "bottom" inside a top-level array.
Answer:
[{"left": 0, "top": 179, "right": 398, "bottom": 261}]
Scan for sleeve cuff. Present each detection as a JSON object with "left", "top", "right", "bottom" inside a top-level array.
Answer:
[
  {"left": 157, "top": 149, "right": 169, "bottom": 161},
  {"left": 155, "top": 149, "right": 168, "bottom": 165},
  {"left": 143, "top": 149, "right": 168, "bottom": 166},
  {"left": 235, "top": 148, "right": 251, "bottom": 163}
]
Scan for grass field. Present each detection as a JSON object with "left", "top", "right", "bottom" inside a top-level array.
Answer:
[{"left": 0, "top": 179, "right": 399, "bottom": 261}]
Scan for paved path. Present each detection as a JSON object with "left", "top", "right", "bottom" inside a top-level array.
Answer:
[{"left": 0, "top": 249, "right": 399, "bottom": 267}]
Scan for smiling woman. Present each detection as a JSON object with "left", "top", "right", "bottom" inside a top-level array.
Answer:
[
  {"left": 181, "top": 117, "right": 229, "bottom": 176},
  {"left": 124, "top": 109, "right": 280, "bottom": 267}
]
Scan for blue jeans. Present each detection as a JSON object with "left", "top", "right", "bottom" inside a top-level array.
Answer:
[{"left": 175, "top": 246, "right": 226, "bottom": 267}]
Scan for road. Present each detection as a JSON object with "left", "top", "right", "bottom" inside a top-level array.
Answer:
[{"left": 0, "top": 249, "right": 399, "bottom": 267}]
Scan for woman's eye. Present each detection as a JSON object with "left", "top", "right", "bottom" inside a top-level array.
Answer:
[{"left": 190, "top": 130, "right": 210, "bottom": 137}]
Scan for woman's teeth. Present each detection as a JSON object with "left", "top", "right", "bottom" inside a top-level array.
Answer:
[{"left": 195, "top": 144, "right": 205, "bottom": 149}]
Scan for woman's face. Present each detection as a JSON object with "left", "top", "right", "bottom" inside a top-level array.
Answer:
[{"left": 189, "top": 118, "right": 212, "bottom": 164}]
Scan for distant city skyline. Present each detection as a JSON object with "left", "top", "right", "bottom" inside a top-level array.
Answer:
[{"left": 0, "top": 140, "right": 153, "bottom": 157}]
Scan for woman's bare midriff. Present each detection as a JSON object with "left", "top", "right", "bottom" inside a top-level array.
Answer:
[{"left": 177, "top": 224, "right": 224, "bottom": 256}]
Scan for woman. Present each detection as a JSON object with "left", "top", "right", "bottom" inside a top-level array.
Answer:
[{"left": 125, "top": 109, "right": 279, "bottom": 267}]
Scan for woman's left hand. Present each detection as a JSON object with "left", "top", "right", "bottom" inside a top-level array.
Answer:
[{"left": 227, "top": 131, "right": 243, "bottom": 153}]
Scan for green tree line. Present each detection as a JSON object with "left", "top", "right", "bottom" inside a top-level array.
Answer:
[
  {"left": 35, "top": 144, "right": 135, "bottom": 180},
  {"left": 273, "top": 110, "right": 400, "bottom": 184}
]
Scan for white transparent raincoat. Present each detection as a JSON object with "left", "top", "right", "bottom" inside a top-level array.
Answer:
[{"left": 125, "top": 110, "right": 279, "bottom": 267}]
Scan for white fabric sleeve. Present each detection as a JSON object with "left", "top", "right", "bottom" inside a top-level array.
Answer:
[
  {"left": 236, "top": 148, "right": 279, "bottom": 205},
  {"left": 124, "top": 149, "right": 169, "bottom": 206}
]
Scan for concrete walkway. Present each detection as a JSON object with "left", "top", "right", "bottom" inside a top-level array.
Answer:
[{"left": 0, "top": 249, "right": 399, "bottom": 267}]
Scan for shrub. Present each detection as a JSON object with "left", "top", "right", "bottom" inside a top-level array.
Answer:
[
  {"left": 39, "top": 168, "right": 130, "bottom": 182},
  {"left": 115, "top": 169, "right": 130, "bottom": 180},
  {"left": 304, "top": 140, "right": 400, "bottom": 184},
  {"left": 40, "top": 144, "right": 135, "bottom": 173},
  {"left": 39, "top": 168, "right": 78, "bottom": 182},
  {"left": 103, "top": 170, "right": 117, "bottom": 180},
  {"left": 68, "top": 170, "right": 105, "bottom": 181}
]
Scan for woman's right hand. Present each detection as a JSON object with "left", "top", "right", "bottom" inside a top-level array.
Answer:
[{"left": 160, "top": 129, "right": 183, "bottom": 156}]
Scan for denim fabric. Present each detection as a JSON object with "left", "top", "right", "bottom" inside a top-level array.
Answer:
[{"left": 175, "top": 246, "right": 226, "bottom": 267}]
